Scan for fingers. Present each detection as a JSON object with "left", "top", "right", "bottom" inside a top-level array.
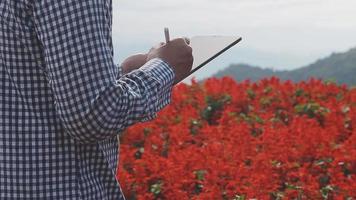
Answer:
[
  {"left": 183, "top": 37, "right": 190, "bottom": 45},
  {"left": 148, "top": 42, "right": 165, "bottom": 53},
  {"left": 168, "top": 38, "right": 193, "bottom": 67},
  {"left": 187, "top": 45, "right": 193, "bottom": 53},
  {"left": 155, "top": 42, "right": 165, "bottom": 48},
  {"left": 170, "top": 37, "right": 191, "bottom": 46}
]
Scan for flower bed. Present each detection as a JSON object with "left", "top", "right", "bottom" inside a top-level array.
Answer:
[{"left": 116, "top": 77, "right": 356, "bottom": 199}]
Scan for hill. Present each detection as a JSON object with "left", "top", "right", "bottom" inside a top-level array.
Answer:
[{"left": 213, "top": 47, "right": 356, "bottom": 85}]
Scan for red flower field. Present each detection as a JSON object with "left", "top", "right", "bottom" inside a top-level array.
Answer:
[{"left": 116, "top": 77, "right": 356, "bottom": 199}]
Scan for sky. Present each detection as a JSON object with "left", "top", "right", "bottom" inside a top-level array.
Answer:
[{"left": 112, "top": 0, "right": 356, "bottom": 80}]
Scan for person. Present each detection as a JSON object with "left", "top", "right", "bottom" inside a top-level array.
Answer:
[{"left": 0, "top": 0, "right": 193, "bottom": 199}]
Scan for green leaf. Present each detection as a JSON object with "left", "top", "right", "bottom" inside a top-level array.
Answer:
[
  {"left": 264, "top": 86, "right": 273, "bottom": 94},
  {"left": 285, "top": 182, "right": 301, "bottom": 190},
  {"left": 254, "top": 115, "right": 264, "bottom": 124},
  {"left": 190, "top": 119, "right": 202, "bottom": 135},
  {"left": 150, "top": 181, "right": 163, "bottom": 196},
  {"left": 194, "top": 170, "right": 207, "bottom": 181},
  {"left": 320, "top": 185, "right": 334, "bottom": 200},
  {"left": 143, "top": 128, "right": 152, "bottom": 136},
  {"left": 295, "top": 88, "right": 304, "bottom": 97},
  {"left": 201, "top": 95, "right": 230, "bottom": 124},
  {"left": 246, "top": 89, "right": 255, "bottom": 99},
  {"left": 294, "top": 102, "right": 330, "bottom": 118},
  {"left": 233, "top": 194, "right": 246, "bottom": 200}
]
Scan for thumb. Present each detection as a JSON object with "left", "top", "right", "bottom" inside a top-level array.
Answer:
[
  {"left": 183, "top": 37, "right": 190, "bottom": 45},
  {"left": 149, "top": 42, "right": 165, "bottom": 52},
  {"left": 156, "top": 42, "right": 165, "bottom": 48}
]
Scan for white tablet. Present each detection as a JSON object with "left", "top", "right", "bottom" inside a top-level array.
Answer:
[{"left": 189, "top": 36, "right": 242, "bottom": 75}]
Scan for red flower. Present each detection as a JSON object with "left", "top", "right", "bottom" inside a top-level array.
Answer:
[{"left": 117, "top": 77, "right": 356, "bottom": 199}]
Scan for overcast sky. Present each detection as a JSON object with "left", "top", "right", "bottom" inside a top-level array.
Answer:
[{"left": 112, "top": 0, "right": 356, "bottom": 80}]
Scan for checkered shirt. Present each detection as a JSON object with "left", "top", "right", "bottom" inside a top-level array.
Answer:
[{"left": 0, "top": 0, "right": 175, "bottom": 199}]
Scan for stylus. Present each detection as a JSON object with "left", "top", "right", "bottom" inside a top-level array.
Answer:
[{"left": 164, "top": 27, "right": 170, "bottom": 43}]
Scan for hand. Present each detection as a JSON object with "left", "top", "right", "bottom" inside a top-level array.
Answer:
[
  {"left": 121, "top": 53, "right": 148, "bottom": 74},
  {"left": 147, "top": 38, "right": 193, "bottom": 84}
]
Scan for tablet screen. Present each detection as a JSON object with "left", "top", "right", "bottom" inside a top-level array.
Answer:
[{"left": 189, "top": 36, "right": 242, "bottom": 75}]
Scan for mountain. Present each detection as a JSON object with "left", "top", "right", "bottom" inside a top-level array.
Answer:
[{"left": 213, "top": 47, "right": 356, "bottom": 85}]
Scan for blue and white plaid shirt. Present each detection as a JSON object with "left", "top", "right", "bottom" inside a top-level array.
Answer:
[{"left": 0, "top": 0, "right": 174, "bottom": 199}]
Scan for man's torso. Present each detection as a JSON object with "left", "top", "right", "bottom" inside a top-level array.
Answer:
[{"left": 0, "top": 1, "right": 124, "bottom": 199}]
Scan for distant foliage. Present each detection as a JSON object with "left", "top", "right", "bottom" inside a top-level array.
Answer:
[
  {"left": 214, "top": 47, "right": 356, "bottom": 86},
  {"left": 117, "top": 77, "right": 356, "bottom": 199}
]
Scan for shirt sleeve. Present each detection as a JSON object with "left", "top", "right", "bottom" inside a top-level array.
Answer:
[{"left": 31, "top": 0, "right": 175, "bottom": 144}]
